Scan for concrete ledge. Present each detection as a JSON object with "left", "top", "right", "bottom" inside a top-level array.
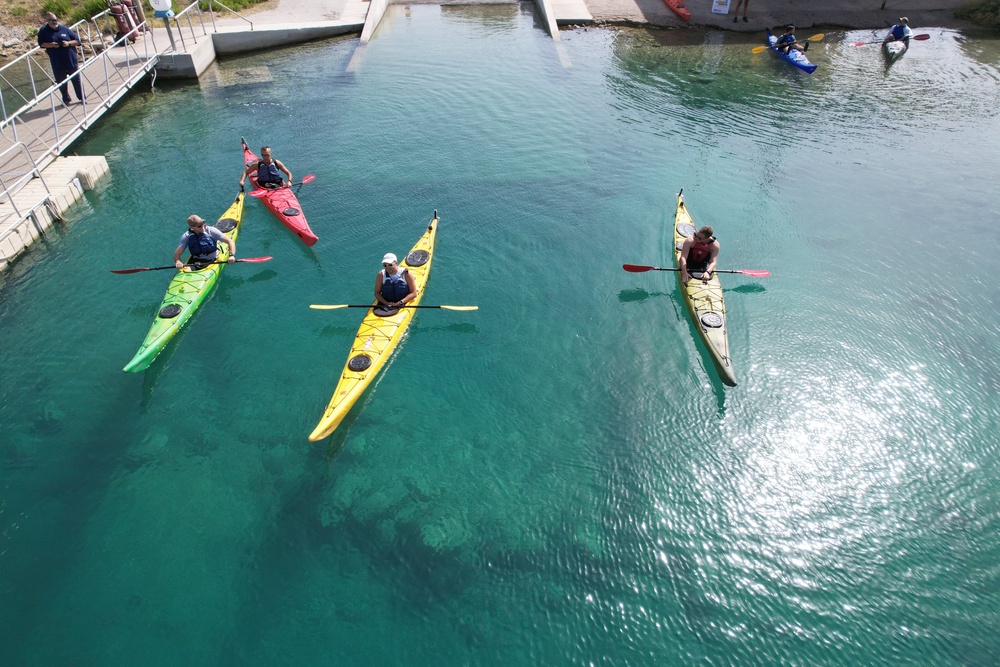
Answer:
[
  {"left": 0, "top": 155, "right": 109, "bottom": 272},
  {"left": 213, "top": 22, "right": 364, "bottom": 54},
  {"left": 153, "top": 32, "right": 218, "bottom": 79}
]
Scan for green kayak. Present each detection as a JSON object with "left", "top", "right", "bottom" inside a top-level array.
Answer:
[{"left": 123, "top": 191, "right": 245, "bottom": 373}]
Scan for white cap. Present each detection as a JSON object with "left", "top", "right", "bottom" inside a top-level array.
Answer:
[{"left": 381, "top": 253, "right": 397, "bottom": 264}]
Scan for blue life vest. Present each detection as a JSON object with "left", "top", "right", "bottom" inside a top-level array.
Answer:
[
  {"left": 891, "top": 25, "right": 909, "bottom": 39},
  {"left": 257, "top": 161, "right": 282, "bottom": 185},
  {"left": 186, "top": 229, "right": 218, "bottom": 259},
  {"left": 776, "top": 33, "right": 796, "bottom": 47},
  {"left": 380, "top": 269, "right": 410, "bottom": 301}
]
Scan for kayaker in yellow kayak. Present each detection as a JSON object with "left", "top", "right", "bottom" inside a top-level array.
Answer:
[
  {"left": 374, "top": 252, "right": 417, "bottom": 312},
  {"left": 174, "top": 214, "right": 236, "bottom": 270},
  {"left": 239, "top": 145, "right": 292, "bottom": 190},
  {"left": 679, "top": 226, "right": 720, "bottom": 284}
]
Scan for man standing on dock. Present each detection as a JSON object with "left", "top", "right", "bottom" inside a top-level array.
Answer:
[{"left": 37, "top": 12, "right": 85, "bottom": 106}]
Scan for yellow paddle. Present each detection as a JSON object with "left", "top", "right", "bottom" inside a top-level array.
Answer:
[
  {"left": 752, "top": 33, "right": 824, "bottom": 55},
  {"left": 310, "top": 304, "right": 478, "bottom": 311}
]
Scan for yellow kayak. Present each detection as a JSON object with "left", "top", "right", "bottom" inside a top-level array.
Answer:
[
  {"left": 308, "top": 212, "right": 439, "bottom": 441},
  {"left": 672, "top": 191, "right": 737, "bottom": 386}
]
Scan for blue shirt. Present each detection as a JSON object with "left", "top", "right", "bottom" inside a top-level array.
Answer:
[{"left": 37, "top": 24, "right": 80, "bottom": 69}]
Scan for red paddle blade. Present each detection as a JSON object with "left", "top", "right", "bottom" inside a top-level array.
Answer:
[
  {"left": 739, "top": 269, "right": 771, "bottom": 277},
  {"left": 622, "top": 264, "right": 655, "bottom": 272},
  {"left": 913, "top": 34, "right": 930, "bottom": 40},
  {"left": 237, "top": 256, "right": 272, "bottom": 263},
  {"left": 110, "top": 267, "right": 154, "bottom": 274},
  {"left": 301, "top": 174, "right": 316, "bottom": 184},
  {"left": 852, "top": 41, "right": 869, "bottom": 46}
]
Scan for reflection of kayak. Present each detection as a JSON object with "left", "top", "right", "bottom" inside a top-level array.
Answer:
[
  {"left": 883, "top": 40, "right": 907, "bottom": 62},
  {"left": 308, "top": 212, "right": 439, "bottom": 441},
  {"left": 663, "top": 0, "right": 691, "bottom": 21},
  {"left": 765, "top": 28, "right": 817, "bottom": 74},
  {"left": 241, "top": 137, "right": 318, "bottom": 246},
  {"left": 672, "top": 191, "right": 737, "bottom": 386},
  {"left": 123, "top": 191, "right": 245, "bottom": 372}
]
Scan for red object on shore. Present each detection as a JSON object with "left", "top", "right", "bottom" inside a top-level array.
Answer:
[
  {"left": 663, "top": 0, "right": 692, "bottom": 21},
  {"left": 242, "top": 138, "right": 319, "bottom": 246},
  {"left": 109, "top": 1, "right": 138, "bottom": 43}
]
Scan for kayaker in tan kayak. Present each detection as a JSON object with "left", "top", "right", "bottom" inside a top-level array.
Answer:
[{"left": 679, "top": 226, "right": 720, "bottom": 283}]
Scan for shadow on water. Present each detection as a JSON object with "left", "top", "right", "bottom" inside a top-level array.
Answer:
[
  {"left": 410, "top": 322, "right": 479, "bottom": 335},
  {"left": 246, "top": 268, "right": 279, "bottom": 284},
  {"left": 728, "top": 283, "right": 766, "bottom": 294},
  {"left": 618, "top": 287, "right": 671, "bottom": 304}
]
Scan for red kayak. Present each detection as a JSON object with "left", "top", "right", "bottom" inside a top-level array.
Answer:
[
  {"left": 241, "top": 138, "right": 318, "bottom": 246},
  {"left": 663, "top": 0, "right": 691, "bottom": 21}
]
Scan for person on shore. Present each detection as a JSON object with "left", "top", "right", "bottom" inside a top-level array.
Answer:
[
  {"left": 174, "top": 215, "right": 236, "bottom": 269},
  {"left": 883, "top": 17, "right": 912, "bottom": 47},
  {"left": 374, "top": 253, "right": 416, "bottom": 311},
  {"left": 679, "top": 226, "right": 720, "bottom": 284},
  {"left": 240, "top": 146, "right": 292, "bottom": 190},
  {"left": 774, "top": 25, "right": 808, "bottom": 53},
  {"left": 37, "top": 12, "right": 85, "bottom": 106},
  {"left": 733, "top": 0, "right": 749, "bottom": 23}
]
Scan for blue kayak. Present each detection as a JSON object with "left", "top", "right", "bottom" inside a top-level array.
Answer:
[{"left": 765, "top": 28, "right": 817, "bottom": 74}]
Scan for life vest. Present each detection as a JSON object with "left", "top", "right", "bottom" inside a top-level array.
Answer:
[
  {"left": 891, "top": 25, "right": 909, "bottom": 40},
  {"left": 380, "top": 268, "right": 410, "bottom": 301},
  {"left": 775, "top": 33, "right": 796, "bottom": 47},
  {"left": 257, "top": 161, "right": 282, "bottom": 185},
  {"left": 686, "top": 238, "right": 715, "bottom": 271},
  {"left": 186, "top": 229, "right": 218, "bottom": 259}
]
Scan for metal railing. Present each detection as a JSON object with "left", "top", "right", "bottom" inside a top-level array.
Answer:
[
  {"left": 0, "top": 11, "right": 161, "bottom": 171},
  {"left": 0, "top": 141, "right": 55, "bottom": 248},
  {"left": 164, "top": 0, "right": 254, "bottom": 52}
]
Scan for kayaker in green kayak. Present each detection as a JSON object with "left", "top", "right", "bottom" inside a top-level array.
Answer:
[
  {"left": 375, "top": 252, "right": 417, "bottom": 311},
  {"left": 679, "top": 226, "right": 720, "bottom": 284},
  {"left": 174, "top": 214, "right": 236, "bottom": 270},
  {"left": 240, "top": 145, "right": 292, "bottom": 190}
]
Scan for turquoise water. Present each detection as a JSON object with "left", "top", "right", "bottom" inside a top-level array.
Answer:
[{"left": 2, "top": 6, "right": 1000, "bottom": 664}]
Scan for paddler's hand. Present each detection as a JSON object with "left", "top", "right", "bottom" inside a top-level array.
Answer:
[
  {"left": 175, "top": 260, "right": 184, "bottom": 270},
  {"left": 227, "top": 255, "right": 235, "bottom": 264},
  {"left": 681, "top": 272, "right": 691, "bottom": 283},
  {"left": 702, "top": 271, "right": 712, "bottom": 283}
]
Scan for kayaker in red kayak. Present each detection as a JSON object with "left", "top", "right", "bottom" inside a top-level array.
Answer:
[
  {"left": 174, "top": 214, "right": 236, "bottom": 269},
  {"left": 775, "top": 25, "right": 808, "bottom": 53},
  {"left": 240, "top": 146, "right": 292, "bottom": 190},
  {"left": 374, "top": 253, "right": 417, "bottom": 312},
  {"left": 679, "top": 226, "right": 720, "bottom": 284}
]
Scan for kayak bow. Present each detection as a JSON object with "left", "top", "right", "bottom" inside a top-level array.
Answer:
[{"left": 308, "top": 212, "right": 439, "bottom": 441}]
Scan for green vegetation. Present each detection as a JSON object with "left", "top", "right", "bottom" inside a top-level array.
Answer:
[
  {"left": 957, "top": 0, "right": 1000, "bottom": 29},
  {"left": 3, "top": 0, "right": 271, "bottom": 29},
  {"left": 10, "top": 7, "right": 29, "bottom": 16}
]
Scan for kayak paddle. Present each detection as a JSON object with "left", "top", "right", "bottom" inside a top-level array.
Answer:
[
  {"left": 852, "top": 33, "right": 929, "bottom": 46},
  {"left": 111, "top": 256, "right": 273, "bottom": 274},
  {"left": 309, "top": 304, "right": 478, "bottom": 311},
  {"left": 249, "top": 174, "right": 316, "bottom": 198},
  {"left": 622, "top": 264, "right": 771, "bottom": 277},
  {"left": 752, "top": 33, "right": 824, "bottom": 55}
]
